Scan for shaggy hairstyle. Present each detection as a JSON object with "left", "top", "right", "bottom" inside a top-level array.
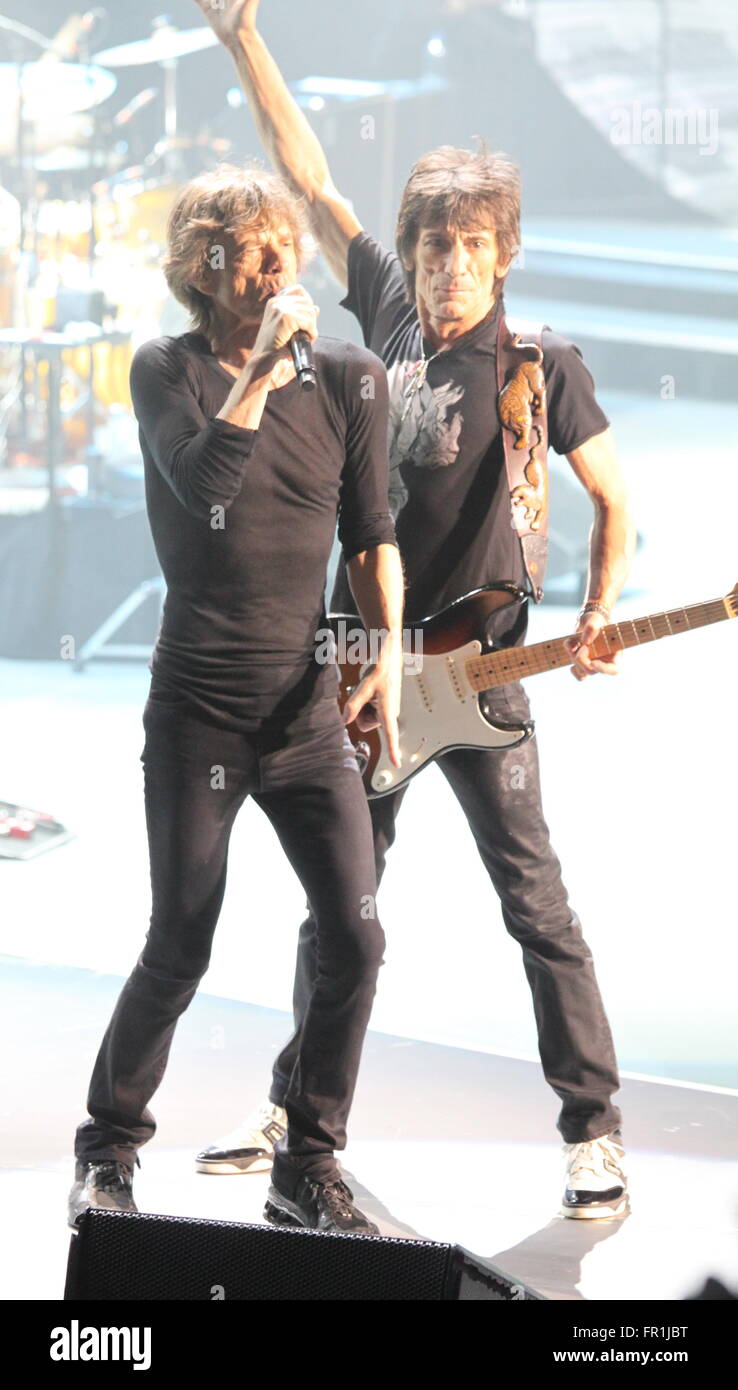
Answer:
[
  {"left": 162, "top": 163, "right": 310, "bottom": 338},
  {"left": 395, "top": 145, "right": 521, "bottom": 302}
]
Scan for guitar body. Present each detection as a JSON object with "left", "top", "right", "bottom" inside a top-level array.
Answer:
[
  {"left": 330, "top": 583, "right": 534, "bottom": 798},
  {"left": 330, "top": 578, "right": 738, "bottom": 797}
]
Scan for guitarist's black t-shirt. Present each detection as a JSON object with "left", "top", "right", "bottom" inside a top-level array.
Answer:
[
  {"left": 130, "top": 331, "right": 396, "bottom": 730},
  {"left": 332, "top": 233, "right": 609, "bottom": 643}
]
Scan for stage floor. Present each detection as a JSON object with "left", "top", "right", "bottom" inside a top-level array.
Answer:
[
  {"left": 1, "top": 384, "right": 737, "bottom": 1299},
  {"left": 1, "top": 957, "right": 736, "bottom": 1302}
]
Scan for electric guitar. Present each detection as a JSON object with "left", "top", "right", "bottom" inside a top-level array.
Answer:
[{"left": 332, "top": 580, "right": 738, "bottom": 797}]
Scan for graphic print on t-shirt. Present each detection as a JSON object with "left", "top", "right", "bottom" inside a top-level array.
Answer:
[{"left": 386, "top": 357, "right": 465, "bottom": 519}]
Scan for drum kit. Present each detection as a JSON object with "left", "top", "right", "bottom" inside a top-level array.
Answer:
[{"left": 0, "top": 12, "right": 231, "bottom": 488}]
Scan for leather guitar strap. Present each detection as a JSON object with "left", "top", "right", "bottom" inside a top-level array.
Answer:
[{"left": 496, "top": 314, "right": 549, "bottom": 603}]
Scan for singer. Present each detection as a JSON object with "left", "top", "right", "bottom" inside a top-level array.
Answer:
[{"left": 68, "top": 164, "right": 404, "bottom": 1236}]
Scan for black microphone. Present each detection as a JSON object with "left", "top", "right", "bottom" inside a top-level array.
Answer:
[{"left": 290, "top": 331, "right": 317, "bottom": 391}]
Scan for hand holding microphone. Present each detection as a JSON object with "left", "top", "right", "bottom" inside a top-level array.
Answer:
[{"left": 253, "top": 284, "right": 319, "bottom": 392}]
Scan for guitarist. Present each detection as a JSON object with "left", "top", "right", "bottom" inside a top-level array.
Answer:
[{"left": 194, "top": 0, "right": 637, "bottom": 1220}]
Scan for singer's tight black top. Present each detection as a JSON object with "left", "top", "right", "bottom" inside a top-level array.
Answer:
[{"left": 129, "top": 330, "right": 396, "bottom": 731}]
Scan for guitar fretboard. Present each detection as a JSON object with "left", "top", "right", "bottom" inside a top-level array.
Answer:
[{"left": 465, "top": 595, "right": 735, "bottom": 691}]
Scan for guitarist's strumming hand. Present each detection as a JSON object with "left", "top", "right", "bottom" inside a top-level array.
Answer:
[
  {"left": 342, "top": 634, "right": 403, "bottom": 770},
  {"left": 564, "top": 610, "right": 621, "bottom": 681}
]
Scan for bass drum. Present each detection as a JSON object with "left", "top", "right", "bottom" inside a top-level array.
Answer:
[
  {"left": 93, "top": 174, "right": 176, "bottom": 338},
  {"left": 93, "top": 174, "right": 176, "bottom": 259},
  {"left": 61, "top": 337, "right": 134, "bottom": 414}
]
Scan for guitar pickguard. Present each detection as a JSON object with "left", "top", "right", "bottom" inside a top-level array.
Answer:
[{"left": 368, "top": 641, "right": 531, "bottom": 796}]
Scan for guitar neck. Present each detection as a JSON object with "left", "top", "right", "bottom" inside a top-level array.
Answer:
[{"left": 466, "top": 595, "right": 735, "bottom": 691}]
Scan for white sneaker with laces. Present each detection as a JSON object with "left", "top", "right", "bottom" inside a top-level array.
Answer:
[
  {"left": 195, "top": 1102, "right": 287, "bottom": 1175},
  {"left": 561, "top": 1130, "right": 629, "bottom": 1219}
]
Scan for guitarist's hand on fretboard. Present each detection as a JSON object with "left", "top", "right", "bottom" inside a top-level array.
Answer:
[{"left": 564, "top": 611, "right": 622, "bottom": 682}]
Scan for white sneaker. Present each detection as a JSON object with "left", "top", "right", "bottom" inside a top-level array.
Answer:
[
  {"left": 195, "top": 1102, "right": 287, "bottom": 1175},
  {"left": 561, "top": 1130, "right": 629, "bottom": 1219}
]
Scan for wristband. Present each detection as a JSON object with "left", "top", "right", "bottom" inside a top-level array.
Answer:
[{"left": 578, "top": 600, "right": 611, "bottom": 622}]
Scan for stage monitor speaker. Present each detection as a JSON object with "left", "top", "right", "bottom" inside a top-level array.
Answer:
[{"left": 65, "top": 1208, "right": 535, "bottom": 1301}]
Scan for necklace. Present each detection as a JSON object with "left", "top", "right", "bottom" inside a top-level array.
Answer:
[{"left": 398, "top": 344, "right": 443, "bottom": 425}]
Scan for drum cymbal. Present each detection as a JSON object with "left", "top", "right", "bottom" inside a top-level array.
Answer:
[
  {"left": 93, "top": 27, "right": 218, "bottom": 68},
  {"left": 0, "top": 61, "right": 116, "bottom": 121}
]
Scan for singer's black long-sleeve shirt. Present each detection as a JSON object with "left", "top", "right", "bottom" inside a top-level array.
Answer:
[{"left": 130, "top": 330, "right": 396, "bottom": 730}]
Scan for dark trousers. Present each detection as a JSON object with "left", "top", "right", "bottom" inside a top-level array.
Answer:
[
  {"left": 75, "top": 682, "right": 385, "bottom": 1186},
  {"left": 271, "top": 681, "right": 622, "bottom": 1144}
]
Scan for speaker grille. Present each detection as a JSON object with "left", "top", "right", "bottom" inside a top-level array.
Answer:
[{"left": 68, "top": 1210, "right": 457, "bottom": 1301}]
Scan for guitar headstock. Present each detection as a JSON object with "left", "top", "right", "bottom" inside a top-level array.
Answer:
[{"left": 726, "top": 582, "right": 738, "bottom": 618}]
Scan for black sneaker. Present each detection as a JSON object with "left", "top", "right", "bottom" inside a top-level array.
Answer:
[
  {"left": 68, "top": 1159, "right": 138, "bottom": 1230},
  {"left": 264, "top": 1175, "right": 379, "bottom": 1236}
]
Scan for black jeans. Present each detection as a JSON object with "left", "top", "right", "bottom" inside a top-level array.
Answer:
[
  {"left": 271, "top": 681, "right": 622, "bottom": 1144},
  {"left": 75, "top": 680, "right": 385, "bottom": 1187}
]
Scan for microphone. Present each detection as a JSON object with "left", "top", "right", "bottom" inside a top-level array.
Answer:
[{"left": 290, "top": 330, "right": 317, "bottom": 391}]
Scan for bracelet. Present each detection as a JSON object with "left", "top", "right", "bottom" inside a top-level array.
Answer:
[{"left": 578, "top": 600, "right": 611, "bottom": 622}]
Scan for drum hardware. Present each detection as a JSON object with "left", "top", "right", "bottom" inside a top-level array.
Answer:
[
  {"left": 72, "top": 574, "right": 166, "bottom": 671},
  {"left": 0, "top": 327, "right": 131, "bottom": 505},
  {"left": 0, "top": 12, "right": 227, "bottom": 625},
  {"left": 94, "top": 20, "right": 221, "bottom": 179},
  {"left": 93, "top": 22, "right": 219, "bottom": 69}
]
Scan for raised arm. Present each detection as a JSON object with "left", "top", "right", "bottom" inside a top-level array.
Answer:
[{"left": 194, "top": 0, "right": 362, "bottom": 285}]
